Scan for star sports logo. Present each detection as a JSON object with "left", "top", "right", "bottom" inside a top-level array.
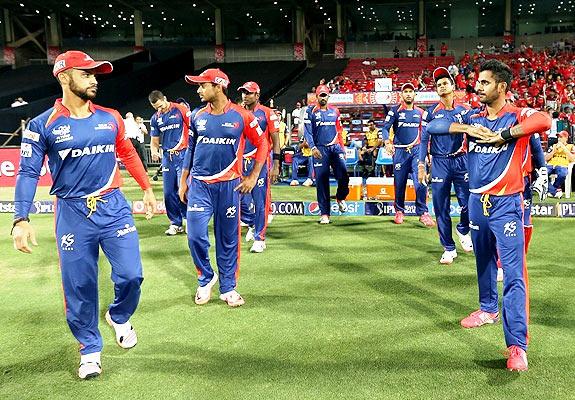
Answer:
[
  {"left": 226, "top": 206, "right": 237, "bottom": 218},
  {"left": 504, "top": 221, "right": 517, "bottom": 237}
]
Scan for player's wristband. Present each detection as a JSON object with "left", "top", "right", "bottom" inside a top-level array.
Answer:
[
  {"left": 11, "top": 217, "right": 30, "bottom": 235},
  {"left": 272, "top": 153, "right": 281, "bottom": 161},
  {"left": 500, "top": 128, "right": 513, "bottom": 141}
]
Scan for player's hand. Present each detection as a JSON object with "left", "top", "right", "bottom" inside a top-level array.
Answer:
[
  {"left": 476, "top": 132, "right": 506, "bottom": 146},
  {"left": 466, "top": 125, "right": 494, "bottom": 141},
  {"left": 417, "top": 163, "right": 427, "bottom": 185},
  {"left": 385, "top": 142, "right": 394, "bottom": 155},
  {"left": 270, "top": 161, "right": 280, "bottom": 184},
  {"left": 12, "top": 221, "right": 38, "bottom": 254},
  {"left": 235, "top": 174, "right": 257, "bottom": 193},
  {"left": 532, "top": 166, "right": 549, "bottom": 201},
  {"left": 151, "top": 152, "right": 160, "bottom": 162},
  {"left": 143, "top": 188, "right": 157, "bottom": 220},
  {"left": 179, "top": 181, "right": 188, "bottom": 204},
  {"left": 312, "top": 147, "right": 322, "bottom": 159}
]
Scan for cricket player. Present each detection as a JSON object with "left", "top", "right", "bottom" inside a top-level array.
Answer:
[
  {"left": 237, "top": 81, "right": 280, "bottom": 253},
  {"left": 419, "top": 67, "right": 473, "bottom": 264},
  {"left": 381, "top": 82, "right": 434, "bottom": 227},
  {"left": 149, "top": 90, "right": 190, "bottom": 235},
  {"left": 12, "top": 51, "right": 156, "bottom": 379},
  {"left": 303, "top": 85, "right": 349, "bottom": 224},
  {"left": 426, "top": 59, "right": 551, "bottom": 371},
  {"left": 179, "top": 68, "right": 269, "bottom": 307}
]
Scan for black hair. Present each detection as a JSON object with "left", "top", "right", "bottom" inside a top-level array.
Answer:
[
  {"left": 480, "top": 59, "right": 512, "bottom": 91},
  {"left": 368, "top": 119, "right": 374, "bottom": 124},
  {"left": 148, "top": 90, "right": 164, "bottom": 103}
]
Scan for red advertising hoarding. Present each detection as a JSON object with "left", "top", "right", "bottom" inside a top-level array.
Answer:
[{"left": 0, "top": 148, "right": 52, "bottom": 187}]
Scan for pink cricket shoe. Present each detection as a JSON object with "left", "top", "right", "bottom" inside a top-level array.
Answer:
[
  {"left": 460, "top": 309, "right": 499, "bottom": 328},
  {"left": 419, "top": 212, "right": 435, "bottom": 227},
  {"left": 506, "top": 345, "right": 528, "bottom": 371},
  {"left": 394, "top": 211, "right": 404, "bottom": 224}
]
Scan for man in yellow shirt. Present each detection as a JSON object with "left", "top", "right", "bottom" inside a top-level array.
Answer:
[
  {"left": 360, "top": 120, "right": 381, "bottom": 176},
  {"left": 276, "top": 110, "right": 290, "bottom": 148},
  {"left": 545, "top": 130, "right": 575, "bottom": 198}
]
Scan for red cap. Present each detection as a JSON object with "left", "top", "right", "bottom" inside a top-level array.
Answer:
[
  {"left": 52, "top": 50, "right": 113, "bottom": 77},
  {"left": 185, "top": 68, "right": 230, "bottom": 88},
  {"left": 558, "top": 130, "right": 569, "bottom": 138},
  {"left": 316, "top": 85, "right": 330, "bottom": 96},
  {"left": 401, "top": 82, "right": 416, "bottom": 91},
  {"left": 237, "top": 81, "right": 260, "bottom": 93},
  {"left": 432, "top": 67, "right": 454, "bottom": 83}
]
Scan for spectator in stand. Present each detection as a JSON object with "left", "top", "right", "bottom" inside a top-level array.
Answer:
[
  {"left": 440, "top": 42, "right": 448, "bottom": 56},
  {"left": 276, "top": 110, "right": 289, "bottom": 148},
  {"left": 417, "top": 44, "right": 425, "bottom": 57},
  {"left": 291, "top": 102, "right": 303, "bottom": 128},
  {"left": 476, "top": 42, "right": 484, "bottom": 54},
  {"left": 447, "top": 62, "right": 459, "bottom": 77},
  {"left": 370, "top": 66, "right": 381, "bottom": 77},
  {"left": 429, "top": 44, "right": 435, "bottom": 57},
  {"left": 489, "top": 43, "right": 497, "bottom": 54},
  {"left": 393, "top": 46, "right": 400, "bottom": 58},
  {"left": 520, "top": 42, "right": 527, "bottom": 54},
  {"left": 545, "top": 130, "right": 575, "bottom": 199},
  {"left": 455, "top": 72, "right": 467, "bottom": 90},
  {"left": 461, "top": 51, "right": 471, "bottom": 64},
  {"left": 370, "top": 58, "right": 378, "bottom": 66},
  {"left": 362, "top": 58, "right": 371, "bottom": 66},
  {"left": 406, "top": 47, "right": 414, "bottom": 58},
  {"left": 502, "top": 41, "right": 510, "bottom": 53},
  {"left": 359, "top": 120, "right": 381, "bottom": 177},
  {"left": 464, "top": 86, "right": 481, "bottom": 108},
  {"left": 290, "top": 138, "right": 314, "bottom": 187},
  {"left": 547, "top": 110, "right": 560, "bottom": 146}
]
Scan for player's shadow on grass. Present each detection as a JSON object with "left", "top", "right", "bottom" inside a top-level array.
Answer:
[{"left": 0, "top": 346, "right": 76, "bottom": 381}]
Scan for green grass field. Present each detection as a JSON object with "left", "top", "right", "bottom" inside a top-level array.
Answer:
[{"left": 1, "top": 174, "right": 574, "bottom": 399}]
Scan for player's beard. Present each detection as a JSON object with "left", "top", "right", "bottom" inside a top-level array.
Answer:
[
  {"left": 69, "top": 79, "right": 97, "bottom": 101},
  {"left": 318, "top": 98, "right": 328, "bottom": 106}
]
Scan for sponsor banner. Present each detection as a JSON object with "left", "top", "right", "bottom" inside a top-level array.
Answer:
[
  {"left": 271, "top": 201, "right": 305, "bottom": 215},
  {"left": 304, "top": 201, "right": 364, "bottom": 216},
  {"left": 0, "top": 148, "right": 52, "bottom": 187},
  {"left": 4, "top": 46, "right": 15, "bottom": 65},
  {"left": 334, "top": 39, "right": 345, "bottom": 59},
  {"left": 0, "top": 200, "right": 54, "bottom": 214},
  {"left": 558, "top": 202, "right": 575, "bottom": 217},
  {"left": 293, "top": 42, "right": 304, "bottom": 61},
  {"left": 47, "top": 46, "right": 60, "bottom": 64},
  {"left": 307, "top": 91, "right": 464, "bottom": 106},
  {"left": 215, "top": 44, "right": 225, "bottom": 63},
  {"left": 132, "top": 200, "right": 167, "bottom": 214},
  {"left": 365, "top": 201, "right": 462, "bottom": 217},
  {"left": 375, "top": 78, "right": 393, "bottom": 92}
]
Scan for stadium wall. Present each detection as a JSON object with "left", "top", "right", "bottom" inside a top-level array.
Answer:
[{"left": 193, "top": 43, "right": 296, "bottom": 68}]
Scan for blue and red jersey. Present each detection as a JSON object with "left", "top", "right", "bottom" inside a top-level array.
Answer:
[
  {"left": 420, "top": 99, "right": 472, "bottom": 162},
  {"left": 185, "top": 101, "right": 268, "bottom": 184},
  {"left": 523, "top": 134, "right": 546, "bottom": 176},
  {"left": 15, "top": 99, "right": 150, "bottom": 218},
  {"left": 459, "top": 104, "right": 551, "bottom": 195},
  {"left": 381, "top": 104, "right": 425, "bottom": 147},
  {"left": 302, "top": 105, "right": 344, "bottom": 148},
  {"left": 150, "top": 102, "right": 190, "bottom": 152},
  {"left": 244, "top": 103, "right": 279, "bottom": 158}
]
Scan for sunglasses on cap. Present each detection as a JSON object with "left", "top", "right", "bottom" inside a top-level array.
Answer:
[{"left": 318, "top": 93, "right": 329, "bottom": 98}]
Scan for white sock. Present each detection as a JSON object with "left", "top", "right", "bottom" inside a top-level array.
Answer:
[{"left": 81, "top": 351, "right": 101, "bottom": 364}]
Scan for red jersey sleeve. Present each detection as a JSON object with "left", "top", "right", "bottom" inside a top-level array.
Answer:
[
  {"left": 516, "top": 108, "right": 552, "bottom": 134},
  {"left": 113, "top": 111, "right": 151, "bottom": 190},
  {"left": 243, "top": 110, "right": 269, "bottom": 163}
]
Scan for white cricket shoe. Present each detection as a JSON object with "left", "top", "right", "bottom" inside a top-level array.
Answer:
[
  {"left": 195, "top": 273, "right": 218, "bottom": 305},
  {"left": 440, "top": 249, "right": 458, "bottom": 265},
  {"left": 165, "top": 224, "right": 184, "bottom": 236},
  {"left": 78, "top": 352, "right": 101, "bottom": 380},
  {"left": 245, "top": 227, "right": 255, "bottom": 242},
  {"left": 105, "top": 311, "right": 137, "bottom": 349},
  {"left": 290, "top": 179, "right": 300, "bottom": 186},
  {"left": 219, "top": 290, "right": 245, "bottom": 307},
  {"left": 497, "top": 268, "right": 504, "bottom": 282},
  {"left": 302, "top": 178, "right": 314, "bottom": 187},
  {"left": 337, "top": 199, "right": 348, "bottom": 212},
  {"left": 250, "top": 240, "right": 266, "bottom": 253},
  {"left": 319, "top": 215, "right": 330, "bottom": 224},
  {"left": 456, "top": 230, "right": 474, "bottom": 253}
]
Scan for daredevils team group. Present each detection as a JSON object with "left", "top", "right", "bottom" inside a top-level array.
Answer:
[{"left": 11, "top": 50, "right": 550, "bottom": 379}]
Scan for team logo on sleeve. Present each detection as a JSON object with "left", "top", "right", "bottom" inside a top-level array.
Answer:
[
  {"left": 20, "top": 143, "right": 32, "bottom": 158},
  {"left": 23, "top": 129, "right": 40, "bottom": 142},
  {"left": 60, "top": 233, "right": 75, "bottom": 251}
]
